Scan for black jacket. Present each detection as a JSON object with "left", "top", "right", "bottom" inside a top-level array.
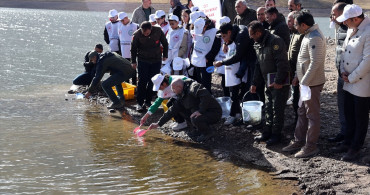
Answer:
[
  {"left": 171, "top": 4, "right": 186, "bottom": 21},
  {"left": 222, "top": 25, "right": 257, "bottom": 78},
  {"left": 158, "top": 79, "right": 222, "bottom": 126},
  {"left": 88, "top": 52, "right": 135, "bottom": 93},
  {"left": 268, "top": 14, "right": 290, "bottom": 49}
]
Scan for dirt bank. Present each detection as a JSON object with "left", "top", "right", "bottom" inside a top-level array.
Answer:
[{"left": 75, "top": 41, "right": 370, "bottom": 194}]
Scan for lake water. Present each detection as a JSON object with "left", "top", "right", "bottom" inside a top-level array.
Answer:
[{"left": 0, "top": 7, "right": 338, "bottom": 194}]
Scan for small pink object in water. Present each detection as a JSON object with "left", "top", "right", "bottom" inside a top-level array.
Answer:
[
  {"left": 136, "top": 129, "right": 149, "bottom": 137},
  {"left": 133, "top": 126, "right": 142, "bottom": 133}
]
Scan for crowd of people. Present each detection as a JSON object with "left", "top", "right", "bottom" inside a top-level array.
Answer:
[{"left": 72, "top": 0, "right": 369, "bottom": 161}]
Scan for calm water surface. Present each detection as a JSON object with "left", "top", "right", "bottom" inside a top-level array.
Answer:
[{"left": 0, "top": 8, "right": 333, "bottom": 194}]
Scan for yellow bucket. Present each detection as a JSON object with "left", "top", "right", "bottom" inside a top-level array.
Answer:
[{"left": 112, "top": 82, "right": 136, "bottom": 100}]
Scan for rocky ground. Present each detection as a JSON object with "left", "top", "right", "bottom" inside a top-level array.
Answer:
[{"left": 73, "top": 42, "right": 370, "bottom": 194}]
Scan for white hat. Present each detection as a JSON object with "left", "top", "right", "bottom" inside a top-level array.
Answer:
[
  {"left": 117, "top": 12, "right": 128, "bottom": 21},
  {"left": 190, "top": 6, "right": 199, "bottom": 12},
  {"left": 168, "top": 14, "right": 179, "bottom": 22},
  {"left": 149, "top": 14, "right": 156, "bottom": 22},
  {"left": 154, "top": 10, "right": 166, "bottom": 19},
  {"left": 219, "top": 16, "right": 231, "bottom": 26},
  {"left": 194, "top": 18, "right": 205, "bottom": 35},
  {"left": 336, "top": 4, "right": 363, "bottom": 23},
  {"left": 108, "top": 9, "right": 118, "bottom": 18},
  {"left": 173, "top": 57, "right": 184, "bottom": 70},
  {"left": 151, "top": 74, "right": 165, "bottom": 91},
  {"left": 198, "top": 11, "right": 207, "bottom": 18},
  {"left": 189, "top": 11, "right": 200, "bottom": 24}
]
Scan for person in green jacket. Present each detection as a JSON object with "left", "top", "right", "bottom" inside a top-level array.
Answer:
[{"left": 140, "top": 74, "right": 188, "bottom": 131}]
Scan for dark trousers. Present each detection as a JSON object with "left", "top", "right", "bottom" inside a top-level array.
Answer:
[
  {"left": 193, "top": 67, "right": 212, "bottom": 94},
  {"left": 73, "top": 72, "right": 93, "bottom": 86},
  {"left": 229, "top": 84, "right": 241, "bottom": 116},
  {"left": 343, "top": 91, "right": 370, "bottom": 151},
  {"left": 125, "top": 58, "right": 137, "bottom": 85},
  {"left": 337, "top": 77, "right": 347, "bottom": 135},
  {"left": 101, "top": 72, "right": 130, "bottom": 104},
  {"left": 264, "top": 85, "right": 290, "bottom": 135},
  {"left": 292, "top": 84, "right": 300, "bottom": 121},
  {"left": 190, "top": 110, "right": 222, "bottom": 133},
  {"left": 166, "top": 98, "right": 185, "bottom": 123},
  {"left": 137, "top": 61, "right": 161, "bottom": 106},
  {"left": 221, "top": 74, "right": 230, "bottom": 97}
]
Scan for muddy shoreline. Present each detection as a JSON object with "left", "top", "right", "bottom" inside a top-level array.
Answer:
[{"left": 76, "top": 42, "right": 370, "bottom": 194}]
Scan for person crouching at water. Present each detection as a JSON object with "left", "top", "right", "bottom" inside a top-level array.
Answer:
[
  {"left": 85, "top": 52, "right": 135, "bottom": 110},
  {"left": 140, "top": 74, "right": 188, "bottom": 131},
  {"left": 190, "top": 18, "right": 221, "bottom": 93},
  {"left": 117, "top": 11, "right": 139, "bottom": 86},
  {"left": 72, "top": 44, "right": 103, "bottom": 86},
  {"left": 147, "top": 79, "right": 222, "bottom": 142},
  {"left": 104, "top": 9, "right": 120, "bottom": 54}
]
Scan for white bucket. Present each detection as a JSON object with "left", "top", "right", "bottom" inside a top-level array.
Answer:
[
  {"left": 216, "top": 97, "right": 231, "bottom": 119},
  {"left": 241, "top": 101, "right": 263, "bottom": 125}
]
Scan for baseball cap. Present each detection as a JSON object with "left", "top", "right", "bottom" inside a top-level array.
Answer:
[
  {"left": 168, "top": 14, "right": 179, "bottom": 22},
  {"left": 117, "top": 12, "right": 128, "bottom": 21},
  {"left": 154, "top": 10, "right": 166, "bottom": 19},
  {"left": 336, "top": 4, "right": 363, "bottom": 23},
  {"left": 219, "top": 16, "right": 231, "bottom": 26},
  {"left": 190, "top": 6, "right": 199, "bottom": 12},
  {"left": 173, "top": 57, "right": 183, "bottom": 70},
  {"left": 189, "top": 11, "right": 200, "bottom": 24},
  {"left": 194, "top": 18, "right": 205, "bottom": 35},
  {"left": 198, "top": 11, "right": 207, "bottom": 18},
  {"left": 108, "top": 9, "right": 118, "bottom": 18},
  {"left": 149, "top": 14, "right": 156, "bottom": 22},
  {"left": 151, "top": 74, "right": 165, "bottom": 91}
]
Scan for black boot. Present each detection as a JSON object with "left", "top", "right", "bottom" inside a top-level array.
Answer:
[
  {"left": 266, "top": 134, "right": 281, "bottom": 146},
  {"left": 255, "top": 126, "right": 271, "bottom": 142}
]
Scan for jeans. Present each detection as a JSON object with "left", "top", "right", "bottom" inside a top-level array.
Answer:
[
  {"left": 343, "top": 91, "right": 370, "bottom": 151},
  {"left": 101, "top": 72, "right": 130, "bottom": 104},
  {"left": 337, "top": 77, "right": 347, "bottom": 136},
  {"left": 73, "top": 72, "right": 94, "bottom": 85},
  {"left": 137, "top": 60, "right": 161, "bottom": 106}
]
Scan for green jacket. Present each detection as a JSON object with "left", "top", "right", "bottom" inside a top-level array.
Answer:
[
  {"left": 252, "top": 30, "right": 290, "bottom": 86},
  {"left": 147, "top": 75, "right": 187, "bottom": 114},
  {"left": 158, "top": 79, "right": 222, "bottom": 126}
]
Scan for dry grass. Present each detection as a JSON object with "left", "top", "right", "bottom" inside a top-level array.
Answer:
[{"left": 17, "top": 0, "right": 370, "bottom": 9}]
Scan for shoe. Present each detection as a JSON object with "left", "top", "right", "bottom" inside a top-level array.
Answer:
[
  {"left": 341, "top": 149, "right": 361, "bottom": 161},
  {"left": 294, "top": 146, "right": 319, "bottom": 158},
  {"left": 136, "top": 104, "right": 146, "bottom": 112},
  {"left": 286, "top": 96, "right": 293, "bottom": 105},
  {"left": 172, "top": 122, "right": 188, "bottom": 132},
  {"left": 107, "top": 102, "right": 124, "bottom": 109},
  {"left": 195, "top": 132, "right": 213, "bottom": 142},
  {"left": 328, "top": 134, "right": 345, "bottom": 142},
  {"left": 254, "top": 133, "right": 270, "bottom": 142},
  {"left": 282, "top": 141, "right": 305, "bottom": 152},
  {"left": 224, "top": 116, "right": 236, "bottom": 125},
  {"left": 332, "top": 144, "right": 349, "bottom": 153},
  {"left": 266, "top": 134, "right": 281, "bottom": 146}
]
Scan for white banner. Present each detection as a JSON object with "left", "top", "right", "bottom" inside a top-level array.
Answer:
[{"left": 192, "top": 0, "right": 222, "bottom": 25}]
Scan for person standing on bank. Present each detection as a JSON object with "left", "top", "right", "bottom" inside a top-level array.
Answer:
[
  {"left": 332, "top": 4, "right": 370, "bottom": 161},
  {"left": 287, "top": 11, "right": 304, "bottom": 125},
  {"left": 214, "top": 22, "right": 257, "bottom": 125},
  {"left": 327, "top": 2, "right": 349, "bottom": 143},
  {"left": 155, "top": 10, "right": 170, "bottom": 36},
  {"left": 248, "top": 21, "right": 290, "bottom": 146},
  {"left": 85, "top": 52, "right": 135, "bottom": 109},
  {"left": 131, "top": 21, "right": 168, "bottom": 112},
  {"left": 191, "top": 18, "right": 221, "bottom": 93},
  {"left": 169, "top": 0, "right": 185, "bottom": 22},
  {"left": 117, "top": 12, "right": 139, "bottom": 85},
  {"left": 256, "top": 7, "right": 269, "bottom": 29},
  {"left": 265, "top": 7, "right": 290, "bottom": 49},
  {"left": 233, "top": 0, "right": 257, "bottom": 26},
  {"left": 104, "top": 9, "right": 120, "bottom": 54},
  {"left": 282, "top": 11, "right": 326, "bottom": 158},
  {"left": 132, "top": 0, "right": 156, "bottom": 26}
]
